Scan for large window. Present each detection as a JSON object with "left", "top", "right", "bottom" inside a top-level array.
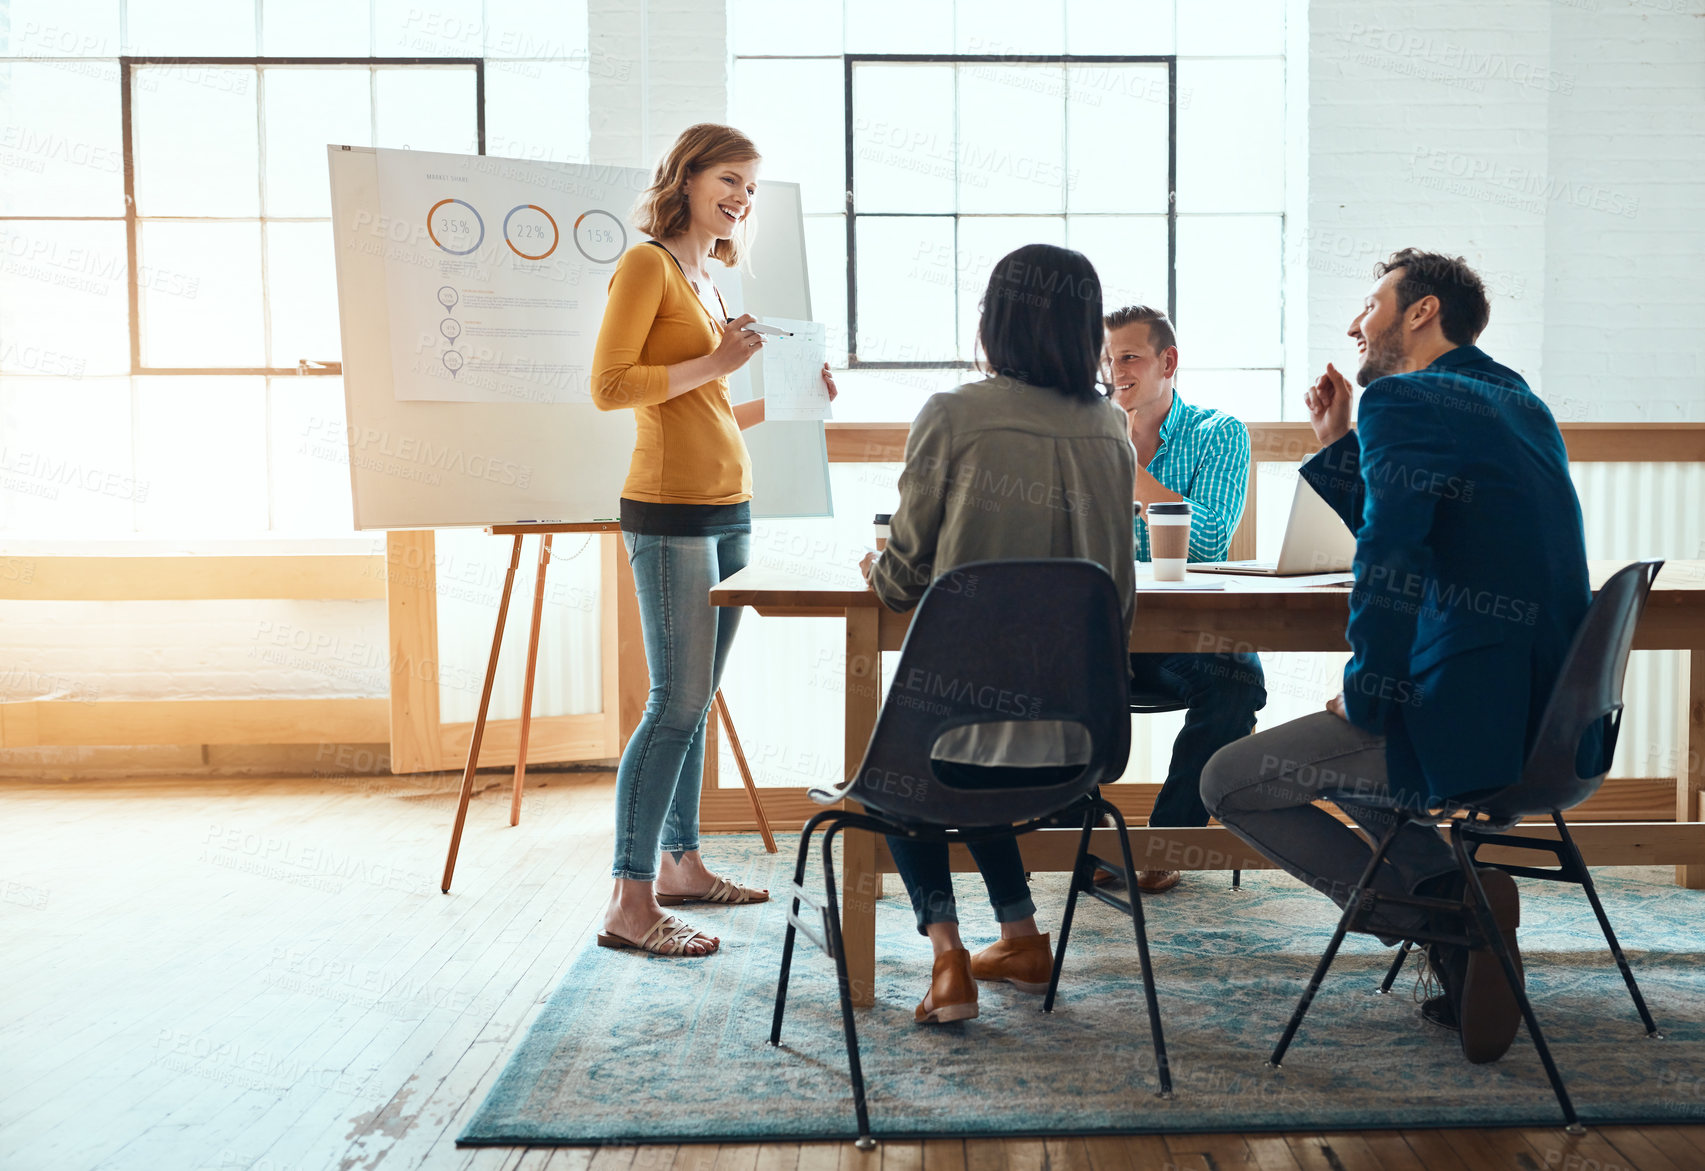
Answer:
[
  {"left": 0, "top": 1, "right": 591, "bottom": 536},
  {"left": 731, "top": 0, "right": 1290, "bottom": 421}
]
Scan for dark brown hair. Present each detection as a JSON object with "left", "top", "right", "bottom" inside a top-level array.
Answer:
[
  {"left": 1374, "top": 248, "right": 1490, "bottom": 346},
  {"left": 1104, "top": 304, "right": 1176, "bottom": 355}
]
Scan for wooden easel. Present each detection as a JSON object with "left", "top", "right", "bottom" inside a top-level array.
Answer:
[{"left": 440, "top": 521, "right": 776, "bottom": 893}]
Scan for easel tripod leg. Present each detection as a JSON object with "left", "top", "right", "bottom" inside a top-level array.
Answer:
[
  {"left": 512, "top": 534, "right": 553, "bottom": 826},
  {"left": 441, "top": 534, "right": 525, "bottom": 893},
  {"left": 714, "top": 690, "right": 776, "bottom": 852}
]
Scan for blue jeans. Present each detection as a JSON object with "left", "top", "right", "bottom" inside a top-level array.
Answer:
[
  {"left": 886, "top": 832, "right": 1037, "bottom": 935},
  {"left": 1129, "top": 651, "right": 1267, "bottom": 828},
  {"left": 611, "top": 526, "right": 749, "bottom": 880}
]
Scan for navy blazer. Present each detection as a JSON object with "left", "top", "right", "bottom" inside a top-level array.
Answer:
[{"left": 1299, "top": 345, "right": 1595, "bottom": 803}]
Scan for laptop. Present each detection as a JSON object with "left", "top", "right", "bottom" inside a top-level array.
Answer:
[{"left": 1193, "top": 475, "right": 1356, "bottom": 577}]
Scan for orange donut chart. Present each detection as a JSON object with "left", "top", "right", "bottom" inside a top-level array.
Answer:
[
  {"left": 426, "top": 197, "right": 484, "bottom": 255},
  {"left": 503, "top": 203, "right": 560, "bottom": 260}
]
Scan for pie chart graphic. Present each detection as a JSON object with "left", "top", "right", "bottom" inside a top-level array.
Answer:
[
  {"left": 573, "top": 210, "right": 626, "bottom": 265},
  {"left": 503, "top": 203, "right": 560, "bottom": 260},
  {"left": 427, "top": 198, "right": 484, "bottom": 255}
]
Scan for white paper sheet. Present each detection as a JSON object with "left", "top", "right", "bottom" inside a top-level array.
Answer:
[
  {"left": 1133, "top": 566, "right": 1227, "bottom": 591},
  {"left": 373, "top": 149, "right": 645, "bottom": 404},
  {"left": 757, "top": 318, "right": 830, "bottom": 421}
]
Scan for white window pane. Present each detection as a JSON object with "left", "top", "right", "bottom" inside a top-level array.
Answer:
[
  {"left": 1177, "top": 59, "right": 1284, "bottom": 213},
  {"left": 0, "top": 376, "right": 135, "bottom": 535},
  {"left": 1177, "top": 0, "right": 1285, "bottom": 56},
  {"left": 956, "top": 217, "right": 1065, "bottom": 363},
  {"left": 957, "top": 0, "right": 1063, "bottom": 54},
  {"left": 847, "top": 0, "right": 952, "bottom": 53},
  {"left": 803, "top": 215, "right": 848, "bottom": 365},
  {"left": 0, "top": 222, "right": 130, "bottom": 377},
  {"left": 733, "top": 59, "right": 845, "bottom": 216},
  {"left": 854, "top": 216, "right": 955, "bottom": 362},
  {"left": 1065, "top": 0, "right": 1173, "bottom": 54},
  {"left": 375, "top": 68, "right": 479, "bottom": 154},
  {"left": 1181, "top": 368, "right": 1280, "bottom": 421},
  {"left": 267, "top": 222, "right": 340, "bottom": 369},
  {"left": 1066, "top": 63, "right": 1170, "bottom": 214},
  {"left": 1066, "top": 215, "right": 1168, "bottom": 320},
  {"left": 730, "top": 0, "right": 842, "bottom": 55},
  {"left": 828, "top": 367, "right": 963, "bottom": 423},
  {"left": 0, "top": 63, "right": 125, "bottom": 216},
  {"left": 486, "top": 0, "right": 588, "bottom": 57},
  {"left": 486, "top": 60, "right": 591, "bottom": 164},
  {"left": 852, "top": 64, "right": 954, "bottom": 214},
  {"left": 374, "top": 0, "right": 483, "bottom": 57},
  {"left": 956, "top": 65, "right": 1066, "bottom": 214},
  {"left": 261, "top": 68, "right": 373, "bottom": 218},
  {"left": 269, "top": 377, "right": 356, "bottom": 534},
  {"left": 0, "top": 1, "right": 120, "bottom": 55},
  {"left": 262, "top": 0, "right": 371, "bottom": 55},
  {"left": 139, "top": 222, "right": 265, "bottom": 368},
  {"left": 132, "top": 66, "right": 260, "bottom": 217},
  {"left": 126, "top": 0, "right": 256, "bottom": 54},
  {"left": 133, "top": 376, "right": 268, "bottom": 534},
  {"left": 1176, "top": 215, "right": 1280, "bottom": 368}
]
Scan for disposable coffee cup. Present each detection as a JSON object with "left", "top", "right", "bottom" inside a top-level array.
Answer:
[
  {"left": 1146, "top": 501, "right": 1191, "bottom": 581},
  {"left": 873, "top": 513, "right": 891, "bottom": 552}
]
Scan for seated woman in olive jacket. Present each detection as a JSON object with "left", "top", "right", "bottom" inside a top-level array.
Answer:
[{"left": 858, "top": 244, "right": 1137, "bottom": 1024}]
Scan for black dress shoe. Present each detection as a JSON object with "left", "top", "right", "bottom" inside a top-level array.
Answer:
[{"left": 1421, "top": 994, "right": 1459, "bottom": 1032}]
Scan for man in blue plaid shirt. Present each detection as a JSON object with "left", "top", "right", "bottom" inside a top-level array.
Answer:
[{"left": 1106, "top": 305, "right": 1267, "bottom": 893}]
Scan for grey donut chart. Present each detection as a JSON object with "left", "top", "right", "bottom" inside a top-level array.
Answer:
[{"left": 572, "top": 210, "right": 626, "bottom": 264}]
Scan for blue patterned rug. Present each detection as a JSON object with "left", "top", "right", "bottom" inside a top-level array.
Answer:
[{"left": 461, "top": 838, "right": 1705, "bottom": 1144}]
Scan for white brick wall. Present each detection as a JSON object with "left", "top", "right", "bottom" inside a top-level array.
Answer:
[
  {"left": 1305, "top": 0, "right": 1705, "bottom": 421},
  {"left": 589, "top": 0, "right": 728, "bottom": 168}
]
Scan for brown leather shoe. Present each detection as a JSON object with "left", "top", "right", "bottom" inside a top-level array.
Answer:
[
  {"left": 1136, "top": 870, "right": 1182, "bottom": 893},
  {"left": 969, "top": 932, "right": 1053, "bottom": 994},
  {"left": 915, "top": 948, "right": 978, "bottom": 1024},
  {"left": 1460, "top": 870, "right": 1524, "bottom": 1064}
]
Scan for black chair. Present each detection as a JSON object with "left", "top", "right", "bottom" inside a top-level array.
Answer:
[
  {"left": 1265, "top": 559, "right": 1666, "bottom": 1134},
  {"left": 768, "top": 559, "right": 1171, "bottom": 1148}
]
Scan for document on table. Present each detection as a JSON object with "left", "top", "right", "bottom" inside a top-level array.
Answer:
[{"left": 758, "top": 318, "right": 830, "bottom": 421}]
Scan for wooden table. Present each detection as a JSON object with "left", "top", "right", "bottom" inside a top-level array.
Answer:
[{"left": 711, "top": 560, "right": 1705, "bottom": 1006}]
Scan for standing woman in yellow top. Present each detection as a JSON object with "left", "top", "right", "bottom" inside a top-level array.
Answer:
[{"left": 591, "top": 123, "right": 835, "bottom": 957}]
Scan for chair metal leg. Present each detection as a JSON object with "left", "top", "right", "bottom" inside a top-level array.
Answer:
[
  {"left": 821, "top": 825, "right": 875, "bottom": 1149},
  {"left": 1105, "top": 798, "right": 1173, "bottom": 1098},
  {"left": 1378, "top": 941, "right": 1414, "bottom": 995},
  {"left": 1453, "top": 831, "right": 1583, "bottom": 1134},
  {"left": 1552, "top": 813, "right": 1663, "bottom": 1039},
  {"left": 1231, "top": 869, "right": 1243, "bottom": 889},
  {"left": 1043, "top": 805, "right": 1098, "bottom": 1013},
  {"left": 1269, "top": 817, "right": 1405, "bottom": 1069},
  {"left": 769, "top": 818, "right": 822, "bottom": 1046}
]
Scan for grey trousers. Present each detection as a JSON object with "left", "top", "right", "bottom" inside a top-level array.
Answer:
[{"left": 1201, "top": 711, "right": 1460, "bottom": 941}]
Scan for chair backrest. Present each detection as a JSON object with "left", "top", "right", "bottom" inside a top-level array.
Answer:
[
  {"left": 1473, "top": 559, "right": 1663, "bottom": 820},
  {"left": 833, "top": 559, "right": 1131, "bottom": 827}
]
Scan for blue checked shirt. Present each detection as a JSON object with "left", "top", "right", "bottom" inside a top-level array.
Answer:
[{"left": 1133, "top": 391, "right": 1251, "bottom": 563}]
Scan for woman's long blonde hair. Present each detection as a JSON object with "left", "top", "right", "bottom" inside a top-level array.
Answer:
[{"left": 634, "top": 123, "right": 761, "bottom": 268}]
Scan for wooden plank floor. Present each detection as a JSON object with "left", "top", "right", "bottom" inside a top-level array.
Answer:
[{"left": 2, "top": 774, "right": 1702, "bottom": 1171}]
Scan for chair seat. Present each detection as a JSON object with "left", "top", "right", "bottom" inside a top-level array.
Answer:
[{"left": 1129, "top": 690, "right": 1189, "bottom": 715}]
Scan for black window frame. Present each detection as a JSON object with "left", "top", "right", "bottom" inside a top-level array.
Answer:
[
  {"left": 117, "top": 55, "right": 487, "bottom": 378},
  {"left": 843, "top": 52, "right": 1177, "bottom": 370}
]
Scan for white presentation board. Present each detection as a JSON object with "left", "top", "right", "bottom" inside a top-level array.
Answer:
[{"left": 326, "top": 145, "right": 830, "bottom": 530}]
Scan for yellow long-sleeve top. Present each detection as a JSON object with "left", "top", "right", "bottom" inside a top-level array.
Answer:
[{"left": 590, "top": 242, "right": 752, "bottom": 505}]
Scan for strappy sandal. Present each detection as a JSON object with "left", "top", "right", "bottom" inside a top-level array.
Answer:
[
  {"left": 656, "top": 875, "right": 770, "bottom": 907},
  {"left": 596, "top": 913, "right": 719, "bottom": 956}
]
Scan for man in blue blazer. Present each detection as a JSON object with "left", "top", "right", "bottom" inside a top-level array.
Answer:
[{"left": 1202, "top": 248, "right": 1595, "bottom": 1065}]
